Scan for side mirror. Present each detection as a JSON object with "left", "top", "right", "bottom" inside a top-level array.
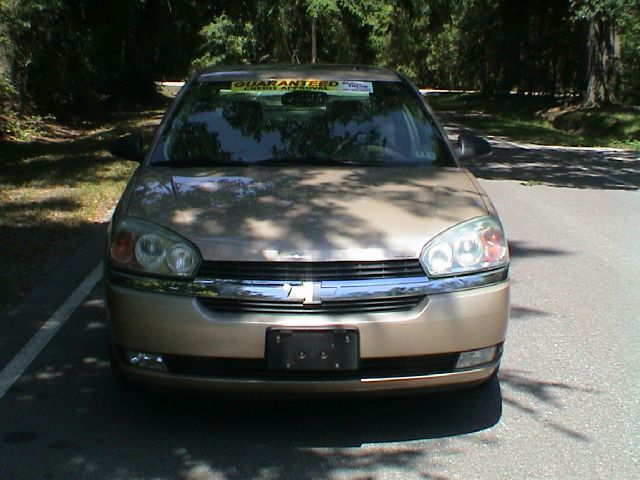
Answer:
[
  {"left": 455, "top": 133, "right": 492, "bottom": 161},
  {"left": 109, "top": 134, "right": 144, "bottom": 162}
]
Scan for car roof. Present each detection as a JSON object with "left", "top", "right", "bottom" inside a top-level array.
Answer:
[{"left": 197, "top": 64, "right": 402, "bottom": 82}]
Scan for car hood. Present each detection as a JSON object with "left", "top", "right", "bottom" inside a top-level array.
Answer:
[{"left": 125, "top": 166, "right": 488, "bottom": 262}]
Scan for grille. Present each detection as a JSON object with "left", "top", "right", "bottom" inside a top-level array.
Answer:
[
  {"left": 198, "top": 295, "right": 425, "bottom": 314},
  {"left": 197, "top": 259, "right": 425, "bottom": 281},
  {"left": 163, "top": 353, "right": 460, "bottom": 380}
]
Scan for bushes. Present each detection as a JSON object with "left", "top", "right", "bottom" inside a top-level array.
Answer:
[
  {"left": 2, "top": 1, "right": 214, "bottom": 119},
  {"left": 4, "top": 1, "right": 97, "bottom": 117}
]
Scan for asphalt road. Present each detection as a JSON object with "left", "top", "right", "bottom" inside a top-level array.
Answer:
[{"left": 0, "top": 138, "right": 638, "bottom": 479}]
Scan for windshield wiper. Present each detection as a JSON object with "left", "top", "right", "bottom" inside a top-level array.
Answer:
[
  {"left": 150, "top": 158, "right": 248, "bottom": 167},
  {"left": 150, "top": 156, "right": 390, "bottom": 168},
  {"left": 257, "top": 156, "right": 379, "bottom": 167}
]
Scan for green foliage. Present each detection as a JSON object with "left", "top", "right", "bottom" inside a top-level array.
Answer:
[
  {"left": 194, "top": 1, "right": 382, "bottom": 67},
  {"left": 618, "top": 3, "right": 640, "bottom": 103},
  {"left": 6, "top": 0, "right": 96, "bottom": 115},
  {"left": 570, "top": 0, "right": 630, "bottom": 19},
  {"left": 0, "top": 73, "right": 13, "bottom": 97},
  {"left": 305, "top": 0, "right": 340, "bottom": 17},
  {"left": 194, "top": 15, "right": 256, "bottom": 67},
  {"left": 3, "top": 0, "right": 218, "bottom": 117},
  {"left": 570, "top": 0, "right": 639, "bottom": 105},
  {"left": 190, "top": 0, "right": 605, "bottom": 99},
  {"left": 1, "top": 0, "right": 639, "bottom": 120}
]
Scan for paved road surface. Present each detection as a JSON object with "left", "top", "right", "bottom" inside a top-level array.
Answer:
[{"left": 0, "top": 136, "right": 638, "bottom": 479}]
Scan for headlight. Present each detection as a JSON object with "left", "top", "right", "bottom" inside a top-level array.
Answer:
[
  {"left": 109, "top": 217, "right": 201, "bottom": 278},
  {"left": 420, "top": 216, "right": 508, "bottom": 277}
]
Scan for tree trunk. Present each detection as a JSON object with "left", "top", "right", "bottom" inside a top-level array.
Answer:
[
  {"left": 585, "top": 14, "right": 618, "bottom": 107},
  {"left": 0, "top": 14, "right": 11, "bottom": 80},
  {"left": 0, "top": 42, "right": 10, "bottom": 79},
  {"left": 310, "top": 16, "right": 317, "bottom": 64}
]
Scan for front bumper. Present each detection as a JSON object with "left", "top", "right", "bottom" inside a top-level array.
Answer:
[
  {"left": 105, "top": 271, "right": 509, "bottom": 394},
  {"left": 111, "top": 348, "right": 500, "bottom": 396}
]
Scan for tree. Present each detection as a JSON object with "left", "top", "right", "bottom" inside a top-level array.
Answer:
[
  {"left": 305, "top": 0, "right": 339, "bottom": 63},
  {"left": 0, "top": 1, "right": 10, "bottom": 80},
  {"left": 0, "top": 1, "right": 13, "bottom": 101},
  {"left": 618, "top": 2, "right": 640, "bottom": 103},
  {"left": 572, "top": 0, "right": 635, "bottom": 106},
  {"left": 3, "top": 0, "right": 218, "bottom": 117},
  {"left": 195, "top": 0, "right": 384, "bottom": 67},
  {"left": 3, "top": 0, "right": 638, "bottom": 120}
]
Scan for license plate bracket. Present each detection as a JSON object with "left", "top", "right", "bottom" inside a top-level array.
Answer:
[{"left": 266, "top": 329, "right": 359, "bottom": 371}]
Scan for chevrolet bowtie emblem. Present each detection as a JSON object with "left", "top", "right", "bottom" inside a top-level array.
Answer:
[{"left": 289, "top": 281, "right": 321, "bottom": 304}]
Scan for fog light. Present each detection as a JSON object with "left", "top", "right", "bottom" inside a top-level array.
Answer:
[
  {"left": 455, "top": 346, "right": 497, "bottom": 369},
  {"left": 124, "top": 350, "right": 167, "bottom": 371}
]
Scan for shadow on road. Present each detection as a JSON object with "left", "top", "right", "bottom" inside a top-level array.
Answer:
[
  {"left": 469, "top": 144, "right": 639, "bottom": 190},
  {"left": 444, "top": 121, "right": 639, "bottom": 190},
  {"left": 499, "top": 369, "right": 598, "bottom": 444},
  {"left": 122, "top": 376, "right": 502, "bottom": 448},
  {"left": 508, "top": 240, "right": 570, "bottom": 259}
]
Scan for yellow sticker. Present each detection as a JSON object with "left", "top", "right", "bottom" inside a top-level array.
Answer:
[{"left": 230, "top": 80, "right": 363, "bottom": 92}]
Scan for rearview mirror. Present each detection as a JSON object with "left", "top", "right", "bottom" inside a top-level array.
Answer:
[
  {"left": 109, "top": 134, "right": 144, "bottom": 162},
  {"left": 455, "top": 133, "right": 492, "bottom": 161}
]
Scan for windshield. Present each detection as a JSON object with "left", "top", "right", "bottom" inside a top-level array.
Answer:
[{"left": 149, "top": 77, "right": 456, "bottom": 167}]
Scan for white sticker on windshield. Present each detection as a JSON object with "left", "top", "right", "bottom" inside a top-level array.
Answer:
[{"left": 340, "top": 81, "right": 373, "bottom": 93}]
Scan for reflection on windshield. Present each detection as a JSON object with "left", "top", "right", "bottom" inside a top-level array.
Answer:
[{"left": 150, "top": 81, "right": 455, "bottom": 168}]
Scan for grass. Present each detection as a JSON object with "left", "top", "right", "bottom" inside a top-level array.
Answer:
[
  {"left": 1, "top": 109, "right": 51, "bottom": 141},
  {"left": 428, "top": 93, "right": 640, "bottom": 149},
  {"left": 0, "top": 107, "right": 166, "bottom": 311},
  {"left": 551, "top": 108, "right": 640, "bottom": 150}
]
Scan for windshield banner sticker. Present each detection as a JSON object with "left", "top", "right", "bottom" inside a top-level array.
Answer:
[{"left": 230, "top": 80, "right": 372, "bottom": 93}]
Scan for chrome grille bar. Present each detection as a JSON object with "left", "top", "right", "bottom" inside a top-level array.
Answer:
[{"left": 197, "top": 259, "right": 424, "bottom": 281}]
